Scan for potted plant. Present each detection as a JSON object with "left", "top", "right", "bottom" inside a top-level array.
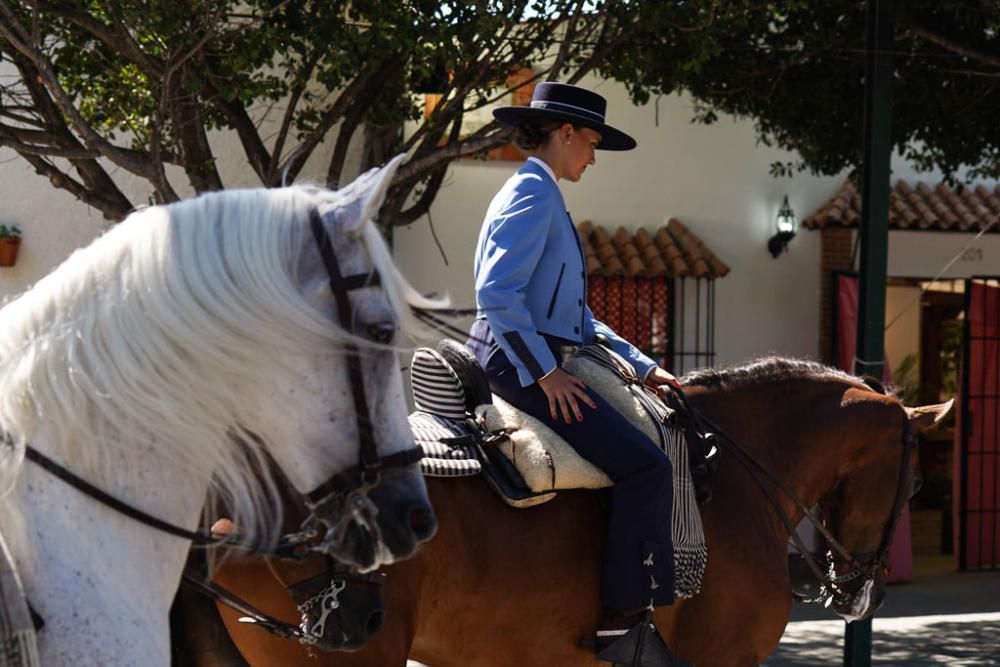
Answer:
[{"left": 0, "top": 224, "right": 22, "bottom": 267}]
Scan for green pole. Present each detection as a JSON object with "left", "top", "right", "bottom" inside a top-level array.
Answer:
[{"left": 846, "top": 0, "right": 893, "bottom": 665}]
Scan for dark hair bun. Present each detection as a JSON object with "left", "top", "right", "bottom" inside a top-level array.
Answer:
[{"left": 512, "top": 119, "right": 564, "bottom": 150}]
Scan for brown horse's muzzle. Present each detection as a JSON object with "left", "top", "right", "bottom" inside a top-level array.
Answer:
[
  {"left": 302, "top": 576, "right": 386, "bottom": 652},
  {"left": 831, "top": 573, "right": 886, "bottom": 622}
]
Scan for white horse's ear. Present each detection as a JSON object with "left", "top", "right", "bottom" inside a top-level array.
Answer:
[
  {"left": 320, "top": 154, "right": 407, "bottom": 235},
  {"left": 357, "top": 153, "right": 407, "bottom": 228}
]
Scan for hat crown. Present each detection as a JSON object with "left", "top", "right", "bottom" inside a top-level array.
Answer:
[
  {"left": 530, "top": 82, "right": 606, "bottom": 122},
  {"left": 491, "top": 80, "right": 636, "bottom": 150}
]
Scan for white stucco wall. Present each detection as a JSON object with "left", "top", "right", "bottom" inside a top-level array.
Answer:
[
  {"left": 888, "top": 230, "right": 1000, "bottom": 279},
  {"left": 0, "top": 161, "right": 110, "bottom": 303}
]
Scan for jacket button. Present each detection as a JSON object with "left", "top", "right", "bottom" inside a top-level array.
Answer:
[
  {"left": 581, "top": 272, "right": 585, "bottom": 279},
  {"left": 574, "top": 326, "right": 580, "bottom": 334},
  {"left": 578, "top": 298, "right": 583, "bottom": 306}
]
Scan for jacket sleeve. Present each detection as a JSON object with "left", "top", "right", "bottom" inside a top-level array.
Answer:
[
  {"left": 583, "top": 305, "right": 658, "bottom": 380},
  {"left": 476, "top": 177, "right": 559, "bottom": 387}
]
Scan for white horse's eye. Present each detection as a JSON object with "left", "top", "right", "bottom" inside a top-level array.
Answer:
[{"left": 367, "top": 322, "right": 396, "bottom": 344}]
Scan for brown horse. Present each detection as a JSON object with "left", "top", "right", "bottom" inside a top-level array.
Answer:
[{"left": 188, "top": 358, "right": 951, "bottom": 667}]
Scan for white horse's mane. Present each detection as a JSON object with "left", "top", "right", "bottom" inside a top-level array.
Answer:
[{"left": 0, "top": 181, "right": 442, "bottom": 551}]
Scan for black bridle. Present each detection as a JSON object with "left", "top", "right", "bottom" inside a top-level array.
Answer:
[
  {"left": 671, "top": 384, "right": 917, "bottom": 607},
  {"left": 297, "top": 208, "right": 424, "bottom": 552},
  {"left": 17, "top": 207, "right": 423, "bottom": 562}
]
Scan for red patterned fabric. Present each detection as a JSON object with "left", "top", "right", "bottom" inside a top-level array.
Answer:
[
  {"left": 652, "top": 279, "right": 669, "bottom": 356},
  {"left": 586, "top": 276, "right": 671, "bottom": 359},
  {"left": 590, "top": 277, "right": 606, "bottom": 322},
  {"left": 633, "top": 279, "right": 652, "bottom": 350},
  {"left": 621, "top": 278, "right": 637, "bottom": 342},
  {"left": 606, "top": 277, "right": 623, "bottom": 331}
]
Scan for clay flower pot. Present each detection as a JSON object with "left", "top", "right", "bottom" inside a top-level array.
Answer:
[{"left": 0, "top": 236, "right": 21, "bottom": 267}]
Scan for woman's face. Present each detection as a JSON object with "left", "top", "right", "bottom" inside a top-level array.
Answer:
[{"left": 559, "top": 125, "right": 601, "bottom": 182}]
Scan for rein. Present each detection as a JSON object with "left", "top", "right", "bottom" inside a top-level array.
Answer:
[
  {"left": 671, "top": 384, "right": 916, "bottom": 604},
  {"left": 180, "top": 564, "right": 387, "bottom": 646}
]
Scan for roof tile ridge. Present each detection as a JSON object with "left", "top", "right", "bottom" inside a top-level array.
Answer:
[
  {"left": 592, "top": 224, "right": 624, "bottom": 276},
  {"left": 634, "top": 227, "right": 668, "bottom": 277},
  {"left": 613, "top": 226, "right": 645, "bottom": 277},
  {"left": 653, "top": 224, "right": 688, "bottom": 276},
  {"left": 666, "top": 219, "right": 710, "bottom": 278}
]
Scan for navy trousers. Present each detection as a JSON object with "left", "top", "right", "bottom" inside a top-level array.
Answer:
[{"left": 468, "top": 320, "right": 675, "bottom": 610}]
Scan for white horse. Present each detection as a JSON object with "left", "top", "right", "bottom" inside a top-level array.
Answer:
[{"left": 0, "top": 156, "right": 442, "bottom": 666}]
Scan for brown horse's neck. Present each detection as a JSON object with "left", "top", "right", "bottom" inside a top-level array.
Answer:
[{"left": 687, "top": 376, "right": 882, "bottom": 539}]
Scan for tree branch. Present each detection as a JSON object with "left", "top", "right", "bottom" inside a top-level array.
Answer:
[
  {"left": 907, "top": 24, "right": 1000, "bottom": 70},
  {"left": 0, "top": 5, "right": 162, "bottom": 181},
  {"left": 389, "top": 109, "right": 468, "bottom": 228},
  {"left": 268, "top": 51, "right": 319, "bottom": 185},
  {"left": 549, "top": 0, "right": 586, "bottom": 80},
  {"left": 17, "top": 151, "right": 132, "bottom": 220},
  {"left": 34, "top": 1, "right": 163, "bottom": 75},
  {"left": 325, "top": 92, "right": 367, "bottom": 189},
  {"left": 394, "top": 128, "right": 509, "bottom": 187},
  {"left": 200, "top": 70, "right": 272, "bottom": 182},
  {"left": 162, "top": 66, "right": 220, "bottom": 194},
  {"left": 281, "top": 53, "right": 406, "bottom": 183},
  {"left": 6, "top": 48, "right": 134, "bottom": 215}
]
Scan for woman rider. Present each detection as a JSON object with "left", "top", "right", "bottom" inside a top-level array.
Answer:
[{"left": 466, "top": 81, "right": 691, "bottom": 664}]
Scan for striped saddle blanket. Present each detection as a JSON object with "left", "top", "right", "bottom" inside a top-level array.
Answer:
[{"left": 408, "top": 341, "right": 707, "bottom": 599}]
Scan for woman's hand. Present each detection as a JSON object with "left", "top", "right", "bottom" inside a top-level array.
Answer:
[
  {"left": 537, "top": 368, "right": 598, "bottom": 423},
  {"left": 644, "top": 366, "right": 682, "bottom": 399}
]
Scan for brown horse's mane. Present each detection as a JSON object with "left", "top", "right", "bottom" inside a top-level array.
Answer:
[{"left": 679, "top": 356, "right": 872, "bottom": 392}]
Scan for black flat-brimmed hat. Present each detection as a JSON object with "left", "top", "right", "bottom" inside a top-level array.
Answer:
[{"left": 493, "top": 81, "right": 636, "bottom": 151}]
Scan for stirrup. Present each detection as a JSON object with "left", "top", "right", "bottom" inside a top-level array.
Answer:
[{"left": 594, "top": 612, "right": 694, "bottom": 667}]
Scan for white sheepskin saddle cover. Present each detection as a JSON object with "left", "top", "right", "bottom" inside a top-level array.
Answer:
[
  {"left": 474, "top": 347, "right": 667, "bottom": 495},
  {"left": 476, "top": 395, "right": 613, "bottom": 492}
]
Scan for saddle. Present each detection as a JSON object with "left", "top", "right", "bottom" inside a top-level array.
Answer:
[{"left": 408, "top": 340, "right": 713, "bottom": 599}]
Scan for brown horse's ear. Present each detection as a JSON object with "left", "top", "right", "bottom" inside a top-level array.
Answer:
[{"left": 905, "top": 399, "right": 954, "bottom": 433}]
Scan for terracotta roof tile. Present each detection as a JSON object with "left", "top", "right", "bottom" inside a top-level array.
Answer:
[
  {"left": 804, "top": 180, "right": 1000, "bottom": 232},
  {"left": 576, "top": 219, "right": 729, "bottom": 279}
]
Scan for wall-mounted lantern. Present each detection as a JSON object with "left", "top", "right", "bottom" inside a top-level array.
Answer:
[{"left": 767, "top": 195, "right": 797, "bottom": 258}]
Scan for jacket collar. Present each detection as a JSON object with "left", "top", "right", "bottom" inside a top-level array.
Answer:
[
  {"left": 525, "top": 156, "right": 557, "bottom": 184},
  {"left": 519, "top": 159, "right": 565, "bottom": 208}
]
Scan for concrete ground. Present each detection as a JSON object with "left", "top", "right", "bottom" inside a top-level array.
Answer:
[{"left": 764, "top": 568, "right": 1000, "bottom": 666}]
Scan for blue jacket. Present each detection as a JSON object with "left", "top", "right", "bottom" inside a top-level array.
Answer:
[{"left": 474, "top": 159, "right": 657, "bottom": 387}]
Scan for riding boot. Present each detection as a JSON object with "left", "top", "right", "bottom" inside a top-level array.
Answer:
[{"left": 594, "top": 609, "right": 694, "bottom": 667}]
